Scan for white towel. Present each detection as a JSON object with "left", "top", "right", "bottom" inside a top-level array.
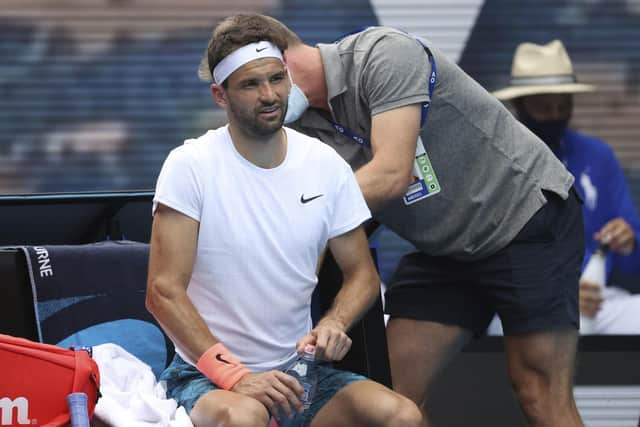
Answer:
[{"left": 92, "top": 343, "right": 193, "bottom": 427}]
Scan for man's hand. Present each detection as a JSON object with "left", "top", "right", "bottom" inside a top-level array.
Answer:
[
  {"left": 595, "top": 218, "right": 637, "bottom": 255},
  {"left": 231, "top": 371, "right": 304, "bottom": 418},
  {"left": 579, "top": 280, "right": 604, "bottom": 318},
  {"left": 297, "top": 318, "right": 351, "bottom": 361}
]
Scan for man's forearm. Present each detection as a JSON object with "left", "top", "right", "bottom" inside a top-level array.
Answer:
[
  {"left": 146, "top": 284, "right": 216, "bottom": 363},
  {"left": 359, "top": 104, "right": 421, "bottom": 211},
  {"left": 320, "top": 273, "right": 379, "bottom": 332},
  {"left": 355, "top": 161, "right": 412, "bottom": 212}
]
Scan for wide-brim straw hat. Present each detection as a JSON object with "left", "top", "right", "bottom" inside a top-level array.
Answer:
[{"left": 493, "top": 39, "right": 595, "bottom": 100}]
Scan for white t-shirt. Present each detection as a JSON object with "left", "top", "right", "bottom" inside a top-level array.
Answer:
[{"left": 153, "top": 125, "right": 371, "bottom": 371}]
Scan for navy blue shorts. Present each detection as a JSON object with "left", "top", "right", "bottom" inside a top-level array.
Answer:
[
  {"left": 384, "top": 189, "right": 585, "bottom": 336},
  {"left": 160, "top": 353, "right": 367, "bottom": 426}
]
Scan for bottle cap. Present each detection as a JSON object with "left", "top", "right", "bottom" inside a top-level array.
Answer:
[
  {"left": 303, "top": 344, "right": 316, "bottom": 355},
  {"left": 67, "top": 392, "right": 88, "bottom": 404}
]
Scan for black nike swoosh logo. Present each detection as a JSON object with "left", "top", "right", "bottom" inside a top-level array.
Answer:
[
  {"left": 256, "top": 47, "right": 268, "bottom": 52},
  {"left": 300, "top": 194, "right": 324, "bottom": 204},
  {"left": 216, "top": 353, "right": 232, "bottom": 364}
]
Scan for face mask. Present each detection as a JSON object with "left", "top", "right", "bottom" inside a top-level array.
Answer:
[
  {"left": 517, "top": 108, "right": 569, "bottom": 153},
  {"left": 284, "top": 76, "right": 309, "bottom": 124}
]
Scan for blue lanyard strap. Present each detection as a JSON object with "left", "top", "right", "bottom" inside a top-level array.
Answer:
[{"left": 329, "top": 27, "right": 437, "bottom": 147}]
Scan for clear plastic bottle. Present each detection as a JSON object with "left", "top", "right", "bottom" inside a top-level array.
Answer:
[
  {"left": 280, "top": 344, "right": 318, "bottom": 427},
  {"left": 579, "top": 242, "right": 609, "bottom": 334}
]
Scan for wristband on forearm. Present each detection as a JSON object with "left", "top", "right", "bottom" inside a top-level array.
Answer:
[{"left": 196, "top": 343, "right": 250, "bottom": 390}]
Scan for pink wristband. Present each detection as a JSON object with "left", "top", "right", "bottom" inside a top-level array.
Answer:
[{"left": 196, "top": 343, "right": 250, "bottom": 390}]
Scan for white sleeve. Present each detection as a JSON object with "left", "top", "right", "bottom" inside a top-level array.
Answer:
[
  {"left": 152, "top": 147, "right": 203, "bottom": 222},
  {"left": 328, "top": 157, "right": 372, "bottom": 239}
]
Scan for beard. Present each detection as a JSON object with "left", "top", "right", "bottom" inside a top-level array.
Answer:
[{"left": 228, "top": 98, "right": 285, "bottom": 139}]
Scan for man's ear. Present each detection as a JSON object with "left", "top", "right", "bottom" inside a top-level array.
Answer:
[{"left": 211, "top": 84, "right": 227, "bottom": 108}]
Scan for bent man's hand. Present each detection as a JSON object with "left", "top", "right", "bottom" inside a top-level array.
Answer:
[
  {"left": 580, "top": 280, "right": 604, "bottom": 318},
  {"left": 231, "top": 371, "right": 304, "bottom": 418},
  {"left": 297, "top": 318, "right": 351, "bottom": 361},
  {"left": 595, "top": 218, "right": 636, "bottom": 255}
]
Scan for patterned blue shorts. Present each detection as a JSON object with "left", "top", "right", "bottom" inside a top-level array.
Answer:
[{"left": 160, "top": 353, "right": 367, "bottom": 426}]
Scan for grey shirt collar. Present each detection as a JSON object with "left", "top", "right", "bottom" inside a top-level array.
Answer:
[
  {"left": 317, "top": 43, "right": 348, "bottom": 103},
  {"left": 296, "top": 43, "right": 347, "bottom": 132}
]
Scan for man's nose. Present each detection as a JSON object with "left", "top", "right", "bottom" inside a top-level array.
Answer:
[{"left": 258, "top": 82, "right": 277, "bottom": 101}]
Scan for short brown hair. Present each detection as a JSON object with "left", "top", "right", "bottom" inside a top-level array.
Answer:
[{"left": 198, "top": 14, "right": 302, "bottom": 82}]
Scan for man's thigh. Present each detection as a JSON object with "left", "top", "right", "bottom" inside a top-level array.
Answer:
[
  {"left": 310, "top": 380, "right": 406, "bottom": 427},
  {"left": 276, "top": 363, "right": 366, "bottom": 426},
  {"left": 386, "top": 318, "right": 471, "bottom": 405}
]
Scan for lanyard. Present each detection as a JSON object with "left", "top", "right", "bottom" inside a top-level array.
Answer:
[{"left": 328, "top": 27, "right": 437, "bottom": 147}]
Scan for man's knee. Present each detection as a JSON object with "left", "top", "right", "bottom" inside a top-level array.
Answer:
[
  {"left": 191, "top": 394, "right": 269, "bottom": 427},
  {"left": 324, "top": 382, "right": 424, "bottom": 427},
  {"left": 391, "top": 395, "right": 424, "bottom": 427},
  {"left": 370, "top": 390, "right": 424, "bottom": 427},
  {"left": 510, "top": 372, "right": 549, "bottom": 419},
  {"left": 508, "top": 362, "right": 576, "bottom": 424},
  {"left": 222, "top": 404, "right": 269, "bottom": 427}
]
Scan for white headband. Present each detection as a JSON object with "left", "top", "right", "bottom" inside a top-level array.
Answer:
[{"left": 213, "top": 41, "right": 283, "bottom": 84}]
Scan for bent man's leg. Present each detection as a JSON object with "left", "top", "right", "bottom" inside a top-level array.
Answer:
[
  {"left": 311, "top": 380, "right": 425, "bottom": 427},
  {"left": 383, "top": 251, "right": 486, "bottom": 426},
  {"left": 386, "top": 318, "right": 471, "bottom": 426},
  {"left": 505, "top": 328, "right": 583, "bottom": 427},
  {"left": 496, "top": 189, "right": 585, "bottom": 426}
]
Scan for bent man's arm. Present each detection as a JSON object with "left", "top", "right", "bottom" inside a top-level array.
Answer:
[
  {"left": 146, "top": 203, "right": 216, "bottom": 363},
  {"left": 355, "top": 104, "right": 422, "bottom": 211},
  {"left": 147, "top": 204, "right": 305, "bottom": 415},
  {"left": 299, "top": 225, "right": 380, "bottom": 360}
]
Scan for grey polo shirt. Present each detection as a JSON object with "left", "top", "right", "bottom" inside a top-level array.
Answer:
[{"left": 290, "top": 27, "right": 574, "bottom": 260}]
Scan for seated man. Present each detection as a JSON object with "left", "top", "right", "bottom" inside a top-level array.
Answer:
[
  {"left": 492, "top": 40, "right": 640, "bottom": 334},
  {"left": 146, "top": 15, "right": 424, "bottom": 427}
]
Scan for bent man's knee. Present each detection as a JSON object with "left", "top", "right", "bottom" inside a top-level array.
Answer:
[
  {"left": 220, "top": 405, "right": 269, "bottom": 427},
  {"left": 191, "top": 394, "right": 269, "bottom": 427},
  {"left": 375, "top": 392, "right": 424, "bottom": 427},
  {"left": 511, "top": 377, "right": 547, "bottom": 420},
  {"left": 510, "top": 371, "right": 574, "bottom": 424},
  {"left": 392, "top": 396, "right": 424, "bottom": 427}
]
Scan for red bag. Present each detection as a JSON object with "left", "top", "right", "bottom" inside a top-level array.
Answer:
[{"left": 0, "top": 334, "right": 100, "bottom": 426}]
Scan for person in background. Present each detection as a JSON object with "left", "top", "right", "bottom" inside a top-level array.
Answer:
[
  {"left": 492, "top": 39, "right": 640, "bottom": 335},
  {"left": 199, "top": 14, "right": 586, "bottom": 427},
  {"left": 147, "top": 15, "right": 424, "bottom": 427},
  {"left": 0, "top": 0, "right": 283, "bottom": 193}
]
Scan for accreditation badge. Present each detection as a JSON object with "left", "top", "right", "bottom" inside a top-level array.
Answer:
[{"left": 403, "top": 136, "right": 441, "bottom": 205}]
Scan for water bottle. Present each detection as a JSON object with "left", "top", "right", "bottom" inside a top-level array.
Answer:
[
  {"left": 280, "top": 344, "right": 318, "bottom": 427},
  {"left": 67, "top": 392, "right": 91, "bottom": 427},
  {"left": 579, "top": 242, "right": 608, "bottom": 334}
]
